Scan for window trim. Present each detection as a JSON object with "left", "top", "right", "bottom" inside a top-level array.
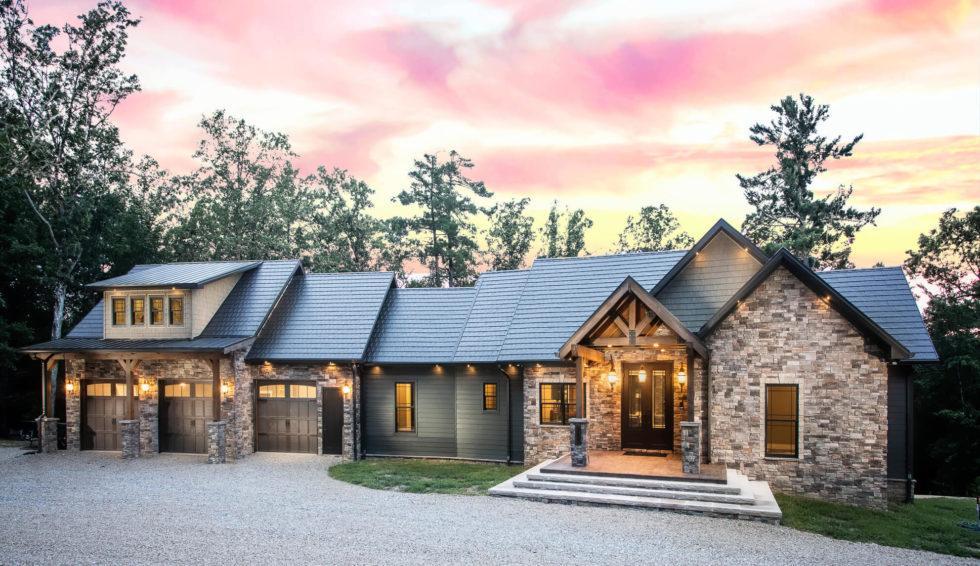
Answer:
[
  {"left": 168, "top": 296, "right": 184, "bottom": 326},
  {"left": 538, "top": 383, "right": 584, "bottom": 426},
  {"left": 148, "top": 295, "right": 166, "bottom": 326},
  {"left": 482, "top": 382, "right": 498, "bottom": 412},
  {"left": 765, "top": 383, "right": 799, "bottom": 459},
  {"left": 110, "top": 297, "right": 127, "bottom": 326},
  {"left": 394, "top": 382, "right": 415, "bottom": 433},
  {"left": 130, "top": 296, "right": 146, "bottom": 326}
]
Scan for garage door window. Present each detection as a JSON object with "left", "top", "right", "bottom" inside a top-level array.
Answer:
[
  {"left": 164, "top": 383, "right": 192, "bottom": 397},
  {"left": 258, "top": 384, "right": 286, "bottom": 398},
  {"left": 290, "top": 384, "right": 316, "bottom": 399},
  {"left": 87, "top": 382, "right": 113, "bottom": 396}
]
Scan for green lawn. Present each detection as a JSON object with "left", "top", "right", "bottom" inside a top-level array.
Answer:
[
  {"left": 328, "top": 458, "right": 522, "bottom": 495},
  {"left": 776, "top": 494, "right": 980, "bottom": 558}
]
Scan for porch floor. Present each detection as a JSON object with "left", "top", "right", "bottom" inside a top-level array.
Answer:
[{"left": 542, "top": 451, "right": 727, "bottom": 483}]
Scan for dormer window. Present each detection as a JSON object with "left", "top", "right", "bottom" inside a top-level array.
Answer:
[
  {"left": 149, "top": 296, "right": 165, "bottom": 325},
  {"left": 111, "top": 298, "right": 126, "bottom": 326},
  {"left": 169, "top": 297, "right": 184, "bottom": 325},
  {"left": 131, "top": 297, "right": 145, "bottom": 325}
]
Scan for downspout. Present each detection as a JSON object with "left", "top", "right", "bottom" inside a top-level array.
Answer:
[
  {"left": 905, "top": 364, "right": 914, "bottom": 502},
  {"left": 351, "top": 362, "right": 361, "bottom": 460},
  {"left": 497, "top": 364, "right": 513, "bottom": 465}
]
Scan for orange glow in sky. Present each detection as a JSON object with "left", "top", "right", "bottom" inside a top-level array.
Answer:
[{"left": 39, "top": 0, "right": 980, "bottom": 266}]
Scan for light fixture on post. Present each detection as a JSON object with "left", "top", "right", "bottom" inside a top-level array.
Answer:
[
  {"left": 607, "top": 370, "right": 618, "bottom": 384},
  {"left": 637, "top": 369, "right": 647, "bottom": 383},
  {"left": 677, "top": 370, "right": 687, "bottom": 410}
]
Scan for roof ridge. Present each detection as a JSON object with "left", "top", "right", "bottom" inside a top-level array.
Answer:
[
  {"left": 306, "top": 270, "right": 393, "bottom": 278},
  {"left": 533, "top": 249, "right": 687, "bottom": 264},
  {"left": 820, "top": 265, "right": 903, "bottom": 274}
]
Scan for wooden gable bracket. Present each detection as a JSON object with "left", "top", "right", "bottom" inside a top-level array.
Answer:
[{"left": 559, "top": 277, "right": 708, "bottom": 360}]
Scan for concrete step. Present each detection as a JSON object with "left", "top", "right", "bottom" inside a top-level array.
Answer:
[
  {"left": 512, "top": 478, "right": 757, "bottom": 505},
  {"left": 527, "top": 470, "right": 743, "bottom": 495}
]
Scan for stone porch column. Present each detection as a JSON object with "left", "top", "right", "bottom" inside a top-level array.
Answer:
[
  {"left": 570, "top": 418, "right": 589, "bottom": 467},
  {"left": 207, "top": 421, "right": 227, "bottom": 464},
  {"left": 38, "top": 417, "right": 59, "bottom": 453},
  {"left": 120, "top": 419, "right": 140, "bottom": 459},
  {"left": 681, "top": 421, "right": 701, "bottom": 475}
]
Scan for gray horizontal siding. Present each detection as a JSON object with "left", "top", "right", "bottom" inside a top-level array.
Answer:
[{"left": 455, "top": 366, "right": 510, "bottom": 461}]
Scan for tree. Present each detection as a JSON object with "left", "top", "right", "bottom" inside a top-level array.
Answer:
[
  {"left": 307, "top": 167, "right": 382, "bottom": 272},
  {"left": 617, "top": 204, "right": 694, "bottom": 252},
  {"left": 539, "top": 201, "right": 593, "bottom": 258},
  {"left": 167, "top": 111, "right": 312, "bottom": 262},
  {"left": 0, "top": 0, "right": 141, "bottom": 340},
  {"left": 393, "top": 151, "right": 492, "bottom": 287},
  {"left": 484, "top": 197, "right": 534, "bottom": 270},
  {"left": 737, "top": 94, "right": 880, "bottom": 269},
  {"left": 904, "top": 207, "right": 979, "bottom": 495}
]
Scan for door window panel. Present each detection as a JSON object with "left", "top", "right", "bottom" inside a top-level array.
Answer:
[
  {"left": 652, "top": 370, "right": 667, "bottom": 429},
  {"left": 627, "top": 371, "right": 642, "bottom": 429}
]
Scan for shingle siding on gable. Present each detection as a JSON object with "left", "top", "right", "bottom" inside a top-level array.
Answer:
[{"left": 657, "top": 232, "right": 764, "bottom": 330}]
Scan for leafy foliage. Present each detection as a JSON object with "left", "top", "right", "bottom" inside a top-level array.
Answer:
[
  {"left": 393, "top": 151, "right": 492, "bottom": 287},
  {"left": 540, "top": 201, "right": 593, "bottom": 258},
  {"left": 738, "top": 94, "right": 880, "bottom": 269},
  {"left": 307, "top": 167, "right": 383, "bottom": 272},
  {"left": 617, "top": 204, "right": 694, "bottom": 252},
  {"left": 484, "top": 197, "right": 535, "bottom": 270},
  {"left": 905, "top": 207, "right": 979, "bottom": 495}
]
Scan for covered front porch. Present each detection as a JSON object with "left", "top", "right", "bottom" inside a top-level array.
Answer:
[{"left": 543, "top": 450, "right": 726, "bottom": 483}]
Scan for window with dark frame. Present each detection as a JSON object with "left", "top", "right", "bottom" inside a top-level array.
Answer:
[
  {"left": 130, "top": 296, "right": 145, "bottom": 325},
  {"left": 539, "top": 383, "right": 583, "bottom": 425},
  {"left": 395, "top": 382, "right": 415, "bottom": 432},
  {"left": 169, "top": 297, "right": 184, "bottom": 325},
  {"left": 149, "top": 296, "right": 165, "bottom": 325},
  {"left": 483, "top": 382, "right": 498, "bottom": 411},
  {"left": 765, "top": 384, "right": 799, "bottom": 458},
  {"left": 111, "top": 298, "right": 126, "bottom": 325}
]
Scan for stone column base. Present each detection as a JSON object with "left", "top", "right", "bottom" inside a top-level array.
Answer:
[
  {"left": 120, "top": 420, "right": 140, "bottom": 460},
  {"left": 207, "top": 421, "right": 227, "bottom": 464},
  {"left": 38, "top": 417, "right": 59, "bottom": 453},
  {"left": 569, "top": 418, "right": 589, "bottom": 467},
  {"left": 680, "top": 421, "right": 701, "bottom": 475}
]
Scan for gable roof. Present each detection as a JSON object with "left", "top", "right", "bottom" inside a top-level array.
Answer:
[
  {"left": 201, "top": 260, "right": 301, "bottom": 338},
  {"left": 246, "top": 271, "right": 394, "bottom": 362},
  {"left": 495, "top": 250, "right": 687, "bottom": 361},
  {"left": 453, "top": 269, "right": 531, "bottom": 362},
  {"left": 819, "top": 267, "right": 938, "bottom": 362},
  {"left": 366, "top": 287, "right": 477, "bottom": 364},
  {"left": 699, "top": 249, "right": 912, "bottom": 360},
  {"left": 559, "top": 277, "right": 708, "bottom": 359},
  {"left": 86, "top": 261, "right": 261, "bottom": 289}
]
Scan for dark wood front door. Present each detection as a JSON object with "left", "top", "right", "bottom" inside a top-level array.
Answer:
[
  {"left": 322, "top": 387, "right": 344, "bottom": 455},
  {"left": 160, "top": 381, "right": 213, "bottom": 453},
  {"left": 621, "top": 362, "right": 673, "bottom": 450}
]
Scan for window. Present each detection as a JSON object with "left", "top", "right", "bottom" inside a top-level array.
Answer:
[
  {"left": 149, "top": 296, "right": 165, "bottom": 325},
  {"left": 766, "top": 384, "right": 799, "bottom": 458},
  {"left": 258, "top": 384, "right": 286, "bottom": 398},
  {"left": 113, "top": 383, "right": 138, "bottom": 397},
  {"left": 164, "top": 383, "right": 192, "bottom": 397},
  {"left": 395, "top": 382, "right": 415, "bottom": 432},
  {"left": 483, "top": 382, "right": 498, "bottom": 411},
  {"left": 86, "top": 382, "right": 112, "bottom": 397},
  {"left": 539, "top": 383, "right": 583, "bottom": 425},
  {"left": 169, "top": 297, "right": 184, "bottom": 325},
  {"left": 130, "top": 296, "right": 145, "bottom": 325},
  {"left": 111, "top": 298, "right": 126, "bottom": 325},
  {"left": 290, "top": 384, "right": 316, "bottom": 399}
]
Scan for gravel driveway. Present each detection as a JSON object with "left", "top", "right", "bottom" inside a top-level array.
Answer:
[{"left": 0, "top": 447, "right": 970, "bottom": 565}]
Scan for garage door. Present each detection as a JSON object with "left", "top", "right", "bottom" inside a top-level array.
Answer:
[
  {"left": 160, "top": 382, "right": 213, "bottom": 453},
  {"left": 82, "top": 381, "right": 131, "bottom": 450},
  {"left": 256, "top": 382, "right": 317, "bottom": 453}
]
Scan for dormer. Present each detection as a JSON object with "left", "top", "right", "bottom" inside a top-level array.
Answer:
[{"left": 87, "top": 261, "right": 262, "bottom": 340}]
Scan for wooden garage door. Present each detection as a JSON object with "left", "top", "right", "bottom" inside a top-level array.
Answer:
[
  {"left": 82, "top": 381, "right": 131, "bottom": 450},
  {"left": 256, "top": 382, "right": 317, "bottom": 453},
  {"left": 160, "top": 382, "right": 213, "bottom": 454}
]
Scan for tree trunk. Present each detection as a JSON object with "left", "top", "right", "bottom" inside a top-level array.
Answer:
[{"left": 46, "top": 281, "right": 67, "bottom": 418}]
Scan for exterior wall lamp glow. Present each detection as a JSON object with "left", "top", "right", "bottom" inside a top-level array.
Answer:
[
  {"left": 342, "top": 384, "right": 352, "bottom": 396},
  {"left": 220, "top": 383, "right": 230, "bottom": 394},
  {"left": 607, "top": 371, "right": 618, "bottom": 384},
  {"left": 65, "top": 381, "right": 74, "bottom": 393},
  {"left": 677, "top": 370, "right": 687, "bottom": 410},
  {"left": 637, "top": 369, "right": 646, "bottom": 383},
  {"left": 140, "top": 382, "right": 150, "bottom": 393}
]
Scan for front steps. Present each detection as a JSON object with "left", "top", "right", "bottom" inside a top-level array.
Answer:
[{"left": 489, "top": 460, "right": 782, "bottom": 524}]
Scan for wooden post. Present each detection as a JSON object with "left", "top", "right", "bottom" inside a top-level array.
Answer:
[
  {"left": 686, "top": 346, "right": 695, "bottom": 422},
  {"left": 210, "top": 358, "right": 221, "bottom": 421},
  {"left": 124, "top": 360, "right": 135, "bottom": 420},
  {"left": 575, "top": 356, "right": 584, "bottom": 418}
]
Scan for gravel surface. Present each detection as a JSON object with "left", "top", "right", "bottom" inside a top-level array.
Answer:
[{"left": 0, "top": 447, "right": 971, "bottom": 565}]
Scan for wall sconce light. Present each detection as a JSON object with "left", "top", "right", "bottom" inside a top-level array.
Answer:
[
  {"left": 342, "top": 384, "right": 352, "bottom": 396},
  {"left": 637, "top": 369, "right": 646, "bottom": 383},
  {"left": 220, "top": 383, "right": 230, "bottom": 394},
  {"left": 677, "top": 370, "right": 687, "bottom": 409},
  {"left": 607, "top": 371, "right": 618, "bottom": 384},
  {"left": 140, "top": 382, "right": 150, "bottom": 393},
  {"left": 65, "top": 381, "right": 74, "bottom": 393},
  {"left": 677, "top": 370, "right": 687, "bottom": 385}
]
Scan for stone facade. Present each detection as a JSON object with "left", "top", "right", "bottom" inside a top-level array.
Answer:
[
  {"left": 120, "top": 419, "right": 139, "bottom": 459},
  {"left": 707, "top": 266, "right": 890, "bottom": 508},
  {"left": 681, "top": 421, "right": 701, "bottom": 474},
  {"left": 39, "top": 417, "right": 59, "bottom": 453},
  {"left": 207, "top": 421, "right": 227, "bottom": 464}
]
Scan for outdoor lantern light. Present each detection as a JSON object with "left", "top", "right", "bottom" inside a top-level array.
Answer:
[
  {"left": 140, "top": 382, "right": 150, "bottom": 393},
  {"left": 607, "top": 371, "right": 618, "bottom": 384},
  {"left": 677, "top": 371, "right": 687, "bottom": 385},
  {"left": 342, "top": 384, "right": 352, "bottom": 396},
  {"left": 220, "top": 383, "right": 230, "bottom": 394},
  {"left": 637, "top": 369, "right": 647, "bottom": 382},
  {"left": 65, "top": 381, "right": 74, "bottom": 393}
]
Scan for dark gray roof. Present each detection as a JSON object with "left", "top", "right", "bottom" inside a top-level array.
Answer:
[
  {"left": 201, "top": 260, "right": 301, "bottom": 337},
  {"left": 247, "top": 271, "right": 394, "bottom": 362},
  {"left": 453, "top": 270, "right": 531, "bottom": 362},
  {"left": 87, "top": 261, "right": 260, "bottom": 289},
  {"left": 819, "top": 267, "right": 938, "bottom": 362},
  {"left": 366, "top": 287, "right": 477, "bottom": 364},
  {"left": 21, "top": 336, "right": 250, "bottom": 353},
  {"left": 496, "top": 251, "right": 687, "bottom": 361},
  {"left": 66, "top": 299, "right": 105, "bottom": 338}
]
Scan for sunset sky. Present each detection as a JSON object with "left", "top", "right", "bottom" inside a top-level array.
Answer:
[{"left": 39, "top": 0, "right": 980, "bottom": 267}]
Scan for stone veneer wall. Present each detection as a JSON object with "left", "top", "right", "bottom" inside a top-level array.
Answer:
[
  {"left": 707, "top": 266, "right": 889, "bottom": 508},
  {"left": 522, "top": 347, "right": 699, "bottom": 465},
  {"left": 246, "top": 361, "right": 355, "bottom": 459}
]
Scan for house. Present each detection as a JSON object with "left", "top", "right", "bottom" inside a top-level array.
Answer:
[{"left": 22, "top": 220, "right": 936, "bottom": 511}]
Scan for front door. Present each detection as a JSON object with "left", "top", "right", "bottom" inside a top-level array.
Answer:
[{"left": 621, "top": 362, "right": 673, "bottom": 450}]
